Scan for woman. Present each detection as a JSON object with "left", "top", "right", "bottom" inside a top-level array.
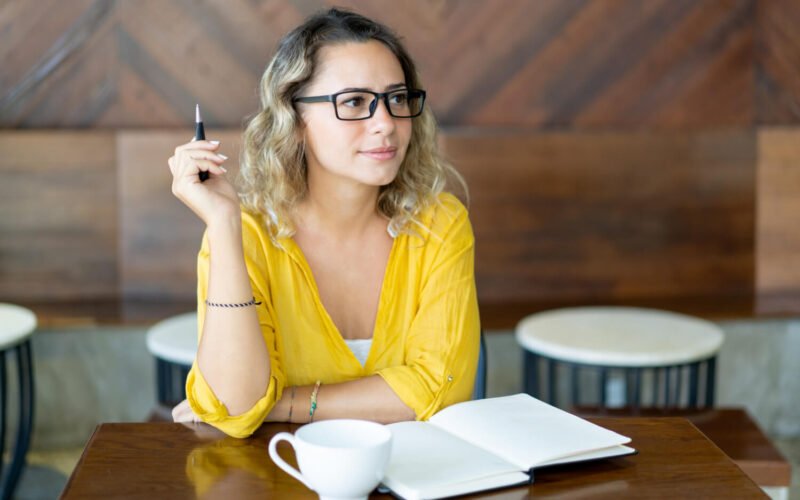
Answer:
[{"left": 168, "top": 8, "right": 479, "bottom": 438}]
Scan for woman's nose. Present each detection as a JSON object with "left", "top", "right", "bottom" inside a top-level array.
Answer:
[{"left": 369, "top": 97, "right": 396, "bottom": 133}]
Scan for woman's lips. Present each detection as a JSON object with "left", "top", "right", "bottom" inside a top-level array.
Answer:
[{"left": 361, "top": 147, "right": 397, "bottom": 161}]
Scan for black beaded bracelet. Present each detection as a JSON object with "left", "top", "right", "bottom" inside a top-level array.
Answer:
[{"left": 205, "top": 297, "right": 262, "bottom": 308}]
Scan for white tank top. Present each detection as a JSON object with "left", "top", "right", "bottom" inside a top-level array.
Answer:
[{"left": 344, "top": 338, "right": 372, "bottom": 366}]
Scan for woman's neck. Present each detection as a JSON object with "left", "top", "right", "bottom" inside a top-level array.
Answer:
[{"left": 298, "top": 180, "right": 383, "bottom": 239}]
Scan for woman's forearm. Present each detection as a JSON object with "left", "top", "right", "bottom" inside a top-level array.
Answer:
[
  {"left": 267, "top": 375, "right": 415, "bottom": 424},
  {"left": 197, "top": 216, "right": 271, "bottom": 416}
]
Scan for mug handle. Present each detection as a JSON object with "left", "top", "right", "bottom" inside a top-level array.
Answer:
[{"left": 268, "top": 432, "right": 315, "bottom": 491}]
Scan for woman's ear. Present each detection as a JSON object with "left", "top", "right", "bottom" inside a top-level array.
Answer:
[
  {"left": 295, "top": 129, "right": 307, "bottom": 164},
  {"left": 294, "top": 122, "right": 305, "bottom": 144},
  {"left": 293, "top": 105, "right": 306, "bottom": 132}
]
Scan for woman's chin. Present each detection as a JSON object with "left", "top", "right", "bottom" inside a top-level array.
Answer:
[{"left": 359, "top": 164, "right": 402, "bottom": 187}]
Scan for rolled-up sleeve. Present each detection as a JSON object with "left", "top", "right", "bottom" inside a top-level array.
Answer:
[
  {"left": 377, "top": 202, "right": 480, "bottom": 420},
  {"left": 185, "top": 212, "right": 286, "bottom": 438}
]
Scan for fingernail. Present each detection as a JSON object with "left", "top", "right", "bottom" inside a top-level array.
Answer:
[
  {"left": 220, "top": 166, "right": 228, "bottom": 173},
  {"left": 210, "top": 140, "right": 220, "bottom": 145},
  {"left": 218, "top": 153, "right": 228, "bottom": 160}
]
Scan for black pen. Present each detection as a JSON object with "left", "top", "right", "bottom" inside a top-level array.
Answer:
[{"left": 195, "top": 104, "right": 209, "bottom": 182}]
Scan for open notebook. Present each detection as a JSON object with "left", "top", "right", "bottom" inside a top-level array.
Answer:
[{"left": 381, "top": 394, "right": 635, "bottom": 500}]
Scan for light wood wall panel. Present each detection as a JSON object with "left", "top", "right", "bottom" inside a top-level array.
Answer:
[
  {"left": 756, "top": 0, "right": 800, "bottom": 124},
  {"left": 0, "top": 131, "right": 117, "bottom": 300},
  {"left": 1, "top": 0, "right": 759, "bottom": 129},
  {"left": 756, "top": 128, "right": 800, "bottom": 313}
]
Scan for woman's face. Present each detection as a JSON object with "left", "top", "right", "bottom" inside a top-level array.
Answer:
[{"left": 298, "top": 40, "right": 413, "bottom": 190}]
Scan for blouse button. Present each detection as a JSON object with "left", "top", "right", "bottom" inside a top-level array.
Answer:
[{"left": 447, "top": 375, "right": 453, "bottom": 382}]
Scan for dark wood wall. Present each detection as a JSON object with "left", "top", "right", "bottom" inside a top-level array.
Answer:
[
  {"left": 2, "top": 0, "right": 799, "bottom": 326},
  {"left": 1, "top": 0, "right": 764, "bottom": 129}
]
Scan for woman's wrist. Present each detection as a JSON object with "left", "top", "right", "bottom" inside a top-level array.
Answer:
[
  {"left": 287, "top": 386, "right": 297, "bottom": 423},
  {"left": 206, "top": 215, "right": 244, "bottom": 261},
  {"left": 206, "top": 213, "right": 242, "bottom": 238}
]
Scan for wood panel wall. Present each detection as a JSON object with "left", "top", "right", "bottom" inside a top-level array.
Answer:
[
  {"left": 0, "top": 0, "right": 776, "bottom": 129},
  {"left": 117, "top": 130, "right": 242, "bottom": 300},
  {"left": 757, "top": 128, "right": 800, "bottom": 313},
  {"left": 446, "top": 130, "right": 755, "bottom": 304},
  {"left": 2, "top": 0, "right": 800, "bottom": 325},
  {"left": 0, "top": 128, "right": 762, "bottom": 326},
  {"left": 0, "top": 132, "right": 117, "bottom": 301}
]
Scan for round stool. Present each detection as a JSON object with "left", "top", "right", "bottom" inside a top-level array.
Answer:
[
  {"left": 146, "top": 312, "right": 197, "bottom": 406},
  {"left": 516, "top": 306, "right": 724, "bottom": 409},
  {"left": 0, "top": 303, "right": 36, "bottom": 499}
]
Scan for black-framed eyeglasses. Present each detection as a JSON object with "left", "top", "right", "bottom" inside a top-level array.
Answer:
[{"left": 293, "top": 89, "right": 426, "bottom": 121}]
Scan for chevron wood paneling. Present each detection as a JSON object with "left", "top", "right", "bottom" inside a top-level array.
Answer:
[
  {"left": 0, "top": 0, "right": 763, "bottom": 129},
  {"left": 756, "top": 0, "right": 800, "bottom": 124}
]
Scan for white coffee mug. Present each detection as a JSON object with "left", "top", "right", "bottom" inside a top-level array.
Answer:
[{"left": 268, "top": 419, "right": 392, "bottom": 500}]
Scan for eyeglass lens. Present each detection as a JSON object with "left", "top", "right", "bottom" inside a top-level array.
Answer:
[{"left": 335, "top": 90, "right": 423, "bottom": 120}]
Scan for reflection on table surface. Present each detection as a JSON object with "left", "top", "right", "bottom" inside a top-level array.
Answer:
[{"left": 61, "top": 418, "right": 764, "bottom": 499}]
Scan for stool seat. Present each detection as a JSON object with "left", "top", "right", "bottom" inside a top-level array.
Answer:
[
  {"left": 517, "top": 306, "right": 724, "bottom": 409},
  {"left": 146, "top": 312, "right": 197, "bottom": 407},
  {"left": 516, "top": 306, "right": 724, "bottom": 367},
  {"left": 146, "top": 312, "right": 197, "bottom": 366},
  {"left": 0, "top": 303, "right": 37, "bottom": 350},
  {"left": 0, "top": 303, "right": 36, "bottom": 499}
]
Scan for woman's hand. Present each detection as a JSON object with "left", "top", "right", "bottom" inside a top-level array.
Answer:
[
  {"left": 172, "top": 398, "right": 202, "bottom": 423},
  {"left": 168, "top": 139, "right": 240, "bottom": 226}
]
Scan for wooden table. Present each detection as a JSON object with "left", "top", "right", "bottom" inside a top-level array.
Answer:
[
  {"left": 575, "top": 407, "right": 792, "bottom": 489},
  {"left": 62, "top": 418, "right": 765, "bottom": 499}
]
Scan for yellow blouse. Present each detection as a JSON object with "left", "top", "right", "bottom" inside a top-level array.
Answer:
[{"left": 185, "top": 192, "right": 480, "bottom": 438}]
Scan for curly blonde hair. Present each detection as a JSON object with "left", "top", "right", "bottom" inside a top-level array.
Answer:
[{"left": 237, "top": 7, "right": 466, "bottom": 240}]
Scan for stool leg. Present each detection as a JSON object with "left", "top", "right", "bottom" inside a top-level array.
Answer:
[
  {"left": 651, "top": 368, "right": 659, "bottom": 406},
  {"left": 571, "top": 365, "right": 579, "bottom": 407},
  {"left": 179, "top": 365, "right": 190, "bottom": 400},
  {"left": 168, "top": 364, "right": 176, "bottom": 404},
  {"left": 1, "top": 341, "right": 35, "bottom": 500},
  {"left": 598, "top": 367, "right": 607, "bottom": 408},
  {"left": 523, "top": 351, "right": 539, "bottom": 398},
  {"left": 688, "top": 362, "right": 699, "bottom": 408},
  {"left": 619, "top": 369, "right": 628, "bottom": 407},
  {"left": 629, "top": 368, "right": 641, "bottom": 410},
  {"left": 0, "top": 354, "right": 6, "bottom": 484},
  {"left": 156, "top": 359, "right": 168, "bottom": 405},
  {"left": 705, "top": 357, "right": 716, "bottom": 407},
  {"left": 169, "top": 363, "right": 179, "bottom": 404}
]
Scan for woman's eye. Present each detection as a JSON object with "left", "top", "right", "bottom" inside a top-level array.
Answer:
[
  {"left": 390, "top": 93, "right": 408, "bottom": 105},
  {"left": 343, "top": 97, "right": 365, "bottom": 107}
]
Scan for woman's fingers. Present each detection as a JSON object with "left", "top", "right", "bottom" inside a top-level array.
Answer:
[
  {"left": 174, "top": 139, "right": 220, "bottom": 154},
  {"left": 184, "top": 158, "right": 227, "bottom": 178},
  {"left": 168, "top": 154, "right": 226, "bottom": 178},
  {"left": 167, "top": 139, "right": 239, "bottom": 225},
  {"left": 168, "top": 145, "right": 225, "bottom": 177},
  {"left": 172, "top": 399, "right": 201, "bottom": 423},
  {"left": 192, "top": 151, "right": 228, "bottom": 163}
]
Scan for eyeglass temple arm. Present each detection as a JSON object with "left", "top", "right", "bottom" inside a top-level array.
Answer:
[{"left": 293, "top": 95, "right": 333, "bottom": 103}]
